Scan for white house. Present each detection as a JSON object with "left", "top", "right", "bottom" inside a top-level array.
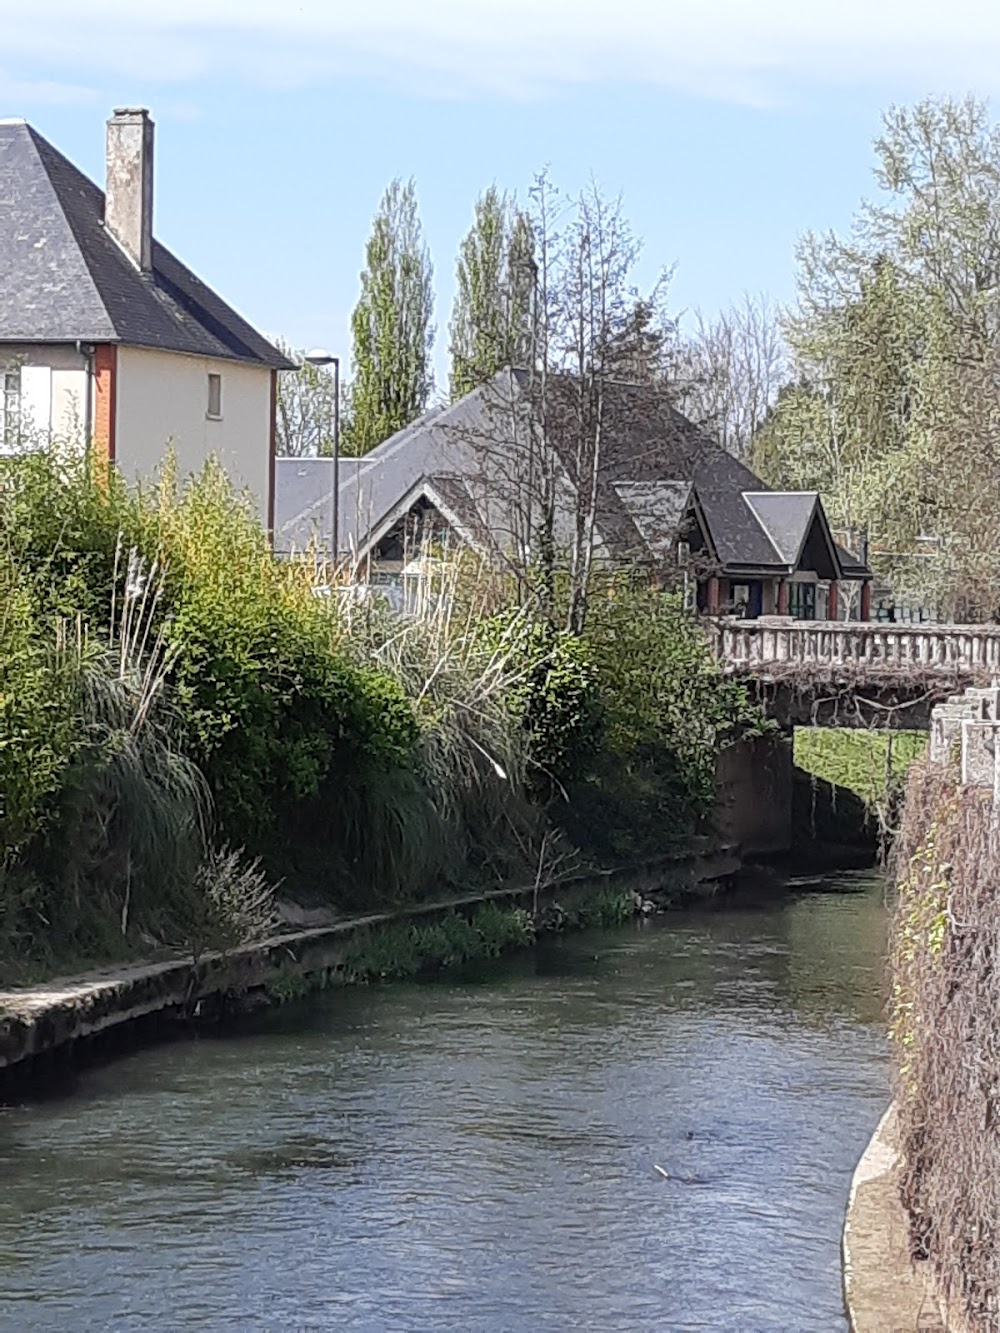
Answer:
[{"left": 0, "top": 107, "right": 292, "bottom": 527}]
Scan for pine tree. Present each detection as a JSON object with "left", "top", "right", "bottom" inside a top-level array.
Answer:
[
  {"left": 449, "top": 188, "right": 534, "bottom": 400},
  {"left": 348, "top": 179, "right": 434, "bottom": 454}
]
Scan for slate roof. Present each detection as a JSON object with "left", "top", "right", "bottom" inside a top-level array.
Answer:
[
  {"left": 274, "top": 370, "right": 871, "bottom": 580},
  {"left": 742, "top": 492, "right": 819, "bottom": 565},
  {"left": 0, "top": 119, "right": 292, "bottom": 369}
]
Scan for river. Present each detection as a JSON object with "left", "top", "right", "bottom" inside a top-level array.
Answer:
[{"left": 0, "top": 872, "right": 889, "bottom": 1332}]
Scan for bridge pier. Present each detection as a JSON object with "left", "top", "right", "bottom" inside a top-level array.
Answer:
[{"left": 714, "top": 732, "right": 793, "bottom": 857}]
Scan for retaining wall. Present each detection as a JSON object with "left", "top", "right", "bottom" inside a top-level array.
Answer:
[{"left": 0, "top": 844, "right": 740, "bottom": 1081}]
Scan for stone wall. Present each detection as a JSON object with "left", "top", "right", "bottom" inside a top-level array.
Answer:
[
  {"left": 929, "top": 682, "right": 1000, "bottom": 794},
  {"left": 714, "top": 732, "right": 793, "bottom": 857}
]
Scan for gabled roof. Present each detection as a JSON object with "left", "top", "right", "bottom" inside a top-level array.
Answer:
[
  {"left": 742, "top": 492, "right": 820, "bottom": 565},
  {"left": 611, "top": 481, "right": 695, "bottom": 563},
  {"left": 698, "top": 489, "right": 783, "bottom": 568},
  {"left": 0, "top": 120, "right": 292, "bottom": 369},
  {"left": 273, "top": 370, "right": 872, "bottom": 580}
]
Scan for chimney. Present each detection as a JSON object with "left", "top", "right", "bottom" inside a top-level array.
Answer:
[{"left": 105, "top": 107, "right": 154, "bottom": 271}]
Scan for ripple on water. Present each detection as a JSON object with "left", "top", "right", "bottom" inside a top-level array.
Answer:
[{"left": 0, "top": 879, "right": 889, "bottom": 1332}]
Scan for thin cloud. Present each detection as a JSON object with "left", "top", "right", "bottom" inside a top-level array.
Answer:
[
  {"left": 5, "top": 1, "right": 1000, "bottom": 102},
  {"left": 0, "top": 71, "right": 96, "bottom": 107}
]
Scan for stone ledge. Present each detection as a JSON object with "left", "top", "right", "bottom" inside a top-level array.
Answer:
[
  {"left": 0, "top": 844, "right": 741, "bottom": 1075},
  {"left": 842, "top": 1103, "right": 947, "bottom": 1332}
]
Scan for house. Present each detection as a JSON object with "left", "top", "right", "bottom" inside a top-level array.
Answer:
[
  {"left": 275, "top": 370, "right": 872, "bottom": 619},
  {"left": 0, "top": 107, "right": 293, "bottom": 526}
]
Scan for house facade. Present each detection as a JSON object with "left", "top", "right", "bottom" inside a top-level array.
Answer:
[
  {"left": 0, "top": 108, "right": 292, "bottom": 525},
  {"left": 275, "top": 372, "right": 873, "bottom": 620}
]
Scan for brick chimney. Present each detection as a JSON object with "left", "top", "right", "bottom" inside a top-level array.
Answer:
[{"left": 105, "top": 107, "right": 154, "bottom": 271}]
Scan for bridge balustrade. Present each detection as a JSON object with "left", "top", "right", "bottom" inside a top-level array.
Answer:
[{"left": 712, "top": 618, "right": 1000, "bottom": 677}]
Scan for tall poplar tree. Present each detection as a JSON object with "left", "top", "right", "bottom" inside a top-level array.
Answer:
[
  {"left": 449, "top": 188, "right": 534, "bottom": 400},
  {"left": 348, "top": 179, "right": 434, "bottom": 454}
]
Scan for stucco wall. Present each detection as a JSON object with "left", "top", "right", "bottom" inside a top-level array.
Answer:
[
  {"left": 116, "top": 347, "right": 271, "bottom": 523},
  {"left": 0, "top": 344, "right": 88, "bottom": 441}
]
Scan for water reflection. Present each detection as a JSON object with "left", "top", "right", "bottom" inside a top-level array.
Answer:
[{"left": 0, "top": 873, "right": 889, "bottom": 1332}]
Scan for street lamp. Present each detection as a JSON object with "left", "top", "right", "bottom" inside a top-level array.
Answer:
[{"left": 303, "top": 348, "right": 340, "bottom": 570}]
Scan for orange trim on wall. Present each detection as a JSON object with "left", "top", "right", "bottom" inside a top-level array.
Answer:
[
  {"left": 92, "top": 344, "right": 117, "bottom": 465},
  {"left": 267, "top": 368, "right": 277, "bottom": 538}
]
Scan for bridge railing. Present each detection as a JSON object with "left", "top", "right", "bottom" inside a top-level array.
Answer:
[{"left": 711, "top": 617, "right": 1000, "bottom": 675}]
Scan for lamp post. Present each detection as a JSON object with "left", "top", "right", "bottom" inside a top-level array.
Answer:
[{"left": 304, "top": 349, "right": 340, "bottom": 572}]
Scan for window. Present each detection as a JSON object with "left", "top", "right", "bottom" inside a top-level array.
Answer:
[
  {"left": 788, "top": 581, "right": 817, "bottom": 620},
  {"left": 0, "top": 369, "right": 20, "bottom": 450},
  {"left": 207, "top": 373, "right": 222, "bottom": 419}
]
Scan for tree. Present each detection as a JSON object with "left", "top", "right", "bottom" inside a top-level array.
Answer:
[
  {"left": 273, "top": 340, "right": 341, "bottom": 457},
  {"left": 675, "top": 294, "right": 787, "bottom": 458},
  {"left": 449, "top": 188, "right": 534, "bottom": 400},
  {"left": 347, "top": 179, "right": 435, "bottom": 454},
  {"left": 448, "top": 174, "right": 681, "bottom": 634},
  {"left": 758, "top": 96, "right": 1000, "bottom": 618}
]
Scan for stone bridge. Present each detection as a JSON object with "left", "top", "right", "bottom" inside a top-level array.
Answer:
[{"left": 710, "top": 618, "right": 1000, "bottom": 729}]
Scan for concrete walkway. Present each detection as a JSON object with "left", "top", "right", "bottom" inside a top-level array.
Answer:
[{"left": 843, "top": 1104, "right": 949, "bottom": 1331}]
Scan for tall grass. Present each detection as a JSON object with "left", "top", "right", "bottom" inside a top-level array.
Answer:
[{"left": 338, "top": 557, "right": 551, "bottom": 890}]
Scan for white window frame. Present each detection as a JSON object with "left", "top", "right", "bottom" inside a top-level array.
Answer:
[
  {"left": 0, "top": 369, "right": 21, "bottom": 452},
  {"left": 206, "top": 372, "right": 223, "bottom": 420}
]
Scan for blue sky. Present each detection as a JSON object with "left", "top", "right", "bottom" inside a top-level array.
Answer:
[{"left": 4, "top": 1, "right": 1000, "bottom": 389}]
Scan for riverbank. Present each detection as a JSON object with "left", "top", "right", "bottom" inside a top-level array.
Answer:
[
  {"left": 842, "top": 1104, "right": 950, "bottom": 1332},
  {"left": 0, "top": 842, "right": 739, "bottom": 1091}
]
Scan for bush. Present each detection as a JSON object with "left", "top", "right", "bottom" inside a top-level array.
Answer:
[
  {"left": 1, "top": 451, "right": 424, "bottom": 905},
  {"left": 563, "top": 580, "right": 760, "bottom": 859},
  {"left": 0, "top": 556, "right": 83, "bottom": 863},
  {"left": 475, "top": 610, "right": 604, "bottom": 796}
]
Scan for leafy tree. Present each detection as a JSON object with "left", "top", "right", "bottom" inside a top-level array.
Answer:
[
  {"left": 757, "top": 96, "right": 1000, "bottom": 618},
  {"left": 449, "top": 188, "right": 534, "bottom": 399},
  {"left": 347, "top": 179, "right": 435, "bottom": 454},
  {"left": 274, "top": 339, "right": 341, "bottom": 457}
]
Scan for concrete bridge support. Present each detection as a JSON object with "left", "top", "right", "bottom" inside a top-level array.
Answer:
[{"left": 714, "top": 732, "right": 793, "bottom": 857}]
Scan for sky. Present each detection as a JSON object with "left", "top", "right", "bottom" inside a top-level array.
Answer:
[{"left": 4, "top": 0, "right": 1000, "bottom": 389}]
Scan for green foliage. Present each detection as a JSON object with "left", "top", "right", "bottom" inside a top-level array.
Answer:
[
  {"left": 563, "top": 582, "right": 760, "bottom": 860},
  {"left": 348, "top": 178, "right": 435, "bottom": 453},
  {"left": 560, "top": 888, "right": 638, "bottom": 930},
  {"left": 2, "top": 449, "right": 423, "bottom": 900},
  {"left": 342, "top": 902, "right": 535, "bottom": 983},
  {"left": 475, "top": 610, "right": 604, "bottom": 796},
  {"left": 449, "top": 188, "right": 534, "bottom": 399},
  {"left": 795, "top": 729, "right": 927, "bottom": 809},
  {"left": 0, "top": 558, "right": 82, "bottom": 861},
  {"left": 760, "top": 95, "right": 1000, "bottom": 617}
]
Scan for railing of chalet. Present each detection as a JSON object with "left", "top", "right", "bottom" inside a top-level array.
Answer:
[{"left": 712, "top": 617, "right": 1000, "bottom": 675}]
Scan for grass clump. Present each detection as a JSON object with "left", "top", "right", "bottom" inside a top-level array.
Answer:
[{"left": 343, "top": 902, "right": 536, "bottom": 983}]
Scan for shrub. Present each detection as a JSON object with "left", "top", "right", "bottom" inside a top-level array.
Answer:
[
  {"left": 563, "top": 580, "right": 760, "bottom": 858},
  {"left": 1, "top": 450, "right": 425, "bottom": 904},
  {"left": 475, "top": 610, "right": 604, "bottom": 796},
  {"left": 0, "top": 556, "right": 82, "bottom": 863}
]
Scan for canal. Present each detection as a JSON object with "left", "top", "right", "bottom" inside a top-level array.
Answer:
[{"left": 0, "top": 872, "right": 889, "bottom": 1332}]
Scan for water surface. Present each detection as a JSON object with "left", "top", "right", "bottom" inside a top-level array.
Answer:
[{"left": 0, "top": 873, "right": 890, "bottom": 1331}]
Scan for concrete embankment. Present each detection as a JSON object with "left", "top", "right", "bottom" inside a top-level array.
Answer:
[
  {"left": 842, "top": 1104, "right": 951, "bottom": 1332},
  {"left": 0, "top": 843, "right": 739, "bottom": 1085}
]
